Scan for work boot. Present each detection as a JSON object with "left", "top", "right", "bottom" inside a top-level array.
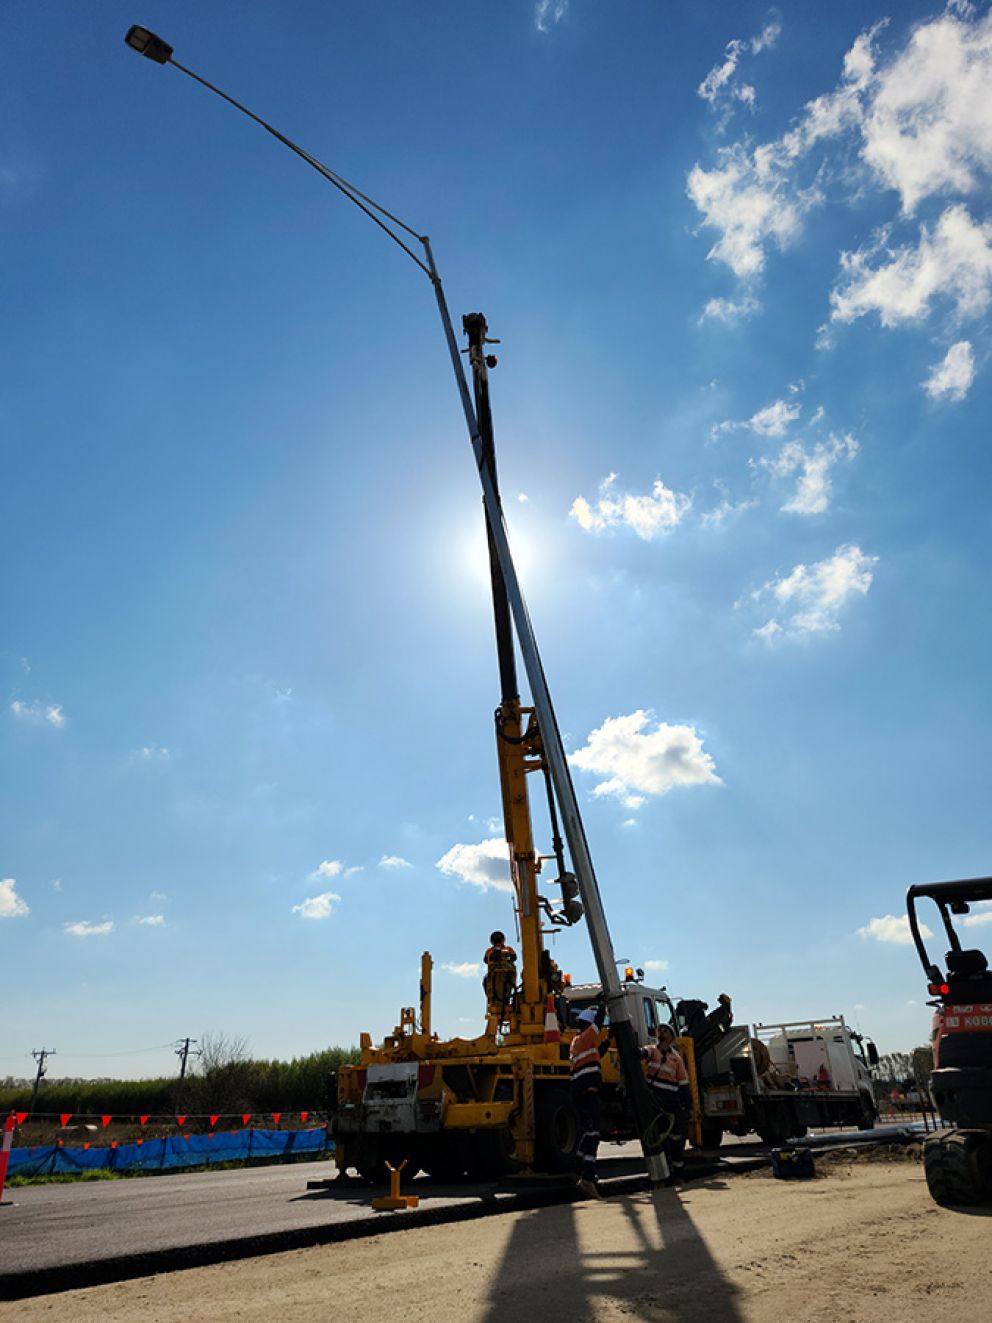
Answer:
[{"left": 576, "top": 1178, "right": 603, "bottom": 1200}]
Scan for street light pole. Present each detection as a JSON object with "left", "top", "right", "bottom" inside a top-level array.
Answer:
[{"left": 123, "top": 27, "right": 668, "bottom": 1183}]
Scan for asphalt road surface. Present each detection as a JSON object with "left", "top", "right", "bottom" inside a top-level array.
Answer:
[
  {"left": 1, "top": 1125, "right": 913, "bottom": 1293},
  {"left": 0, "top": 1146, "right": 661, "bottom": 1280}
]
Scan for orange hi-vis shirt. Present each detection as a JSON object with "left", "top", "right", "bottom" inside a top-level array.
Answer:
[
  {"left": 570, "top": 1024, "right": 607, "bottom": 1084},
  {"left": 642, "top": 1044, "right": 688, "bottom": 1095}
]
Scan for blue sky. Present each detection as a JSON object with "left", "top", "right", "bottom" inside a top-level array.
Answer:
[{"left": 3, "top": 1, "right": 991, "bottom": 1081}]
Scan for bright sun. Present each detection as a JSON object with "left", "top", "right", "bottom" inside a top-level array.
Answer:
[{"left": 461, "top": 510, "right": 538, "bottom": 593}]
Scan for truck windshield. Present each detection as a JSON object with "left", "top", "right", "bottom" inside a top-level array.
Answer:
[
  {"left": 643, "top": 998, "right": 657, "bottom": 1036},
  {"left": 657, "top": 1001, "right": 676, "bottom": 1034},
  {"left": 566, "top": 999, "right": 608, "bottom": 1029}
]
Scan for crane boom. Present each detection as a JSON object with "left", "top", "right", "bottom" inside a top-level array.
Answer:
[{"left": 456, "top": 306, "right": 669, "bottom": 1183}]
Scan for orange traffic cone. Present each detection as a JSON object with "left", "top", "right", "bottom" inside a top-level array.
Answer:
[
  {"left": 0, "top": 1113, "right": 14, "bottom": 1205},
  {"left": 543, "top": 994, "right": 561, "bottom": 1044}
]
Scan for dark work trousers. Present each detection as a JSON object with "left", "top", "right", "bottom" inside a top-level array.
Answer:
[
  {"left": 649, "top": 1084, "right": 687, "bottom": 1172},
  {"left": 665, "top": 1104, "right": 688, "bottom": 1171},
  {"left": 572, "top": 1080, "right": 602, "bottom": 1182}
]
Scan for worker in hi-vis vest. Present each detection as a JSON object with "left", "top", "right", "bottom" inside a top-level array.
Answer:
[
  {"left": 640, "top": 1021, "right": 690, "bottom": 1181},
  {"left": 482, "top": 930, "right": 517, "bottom": 1009},
  {"left": 570, "top": 1000, "right": 611, "bottom": 1198}
]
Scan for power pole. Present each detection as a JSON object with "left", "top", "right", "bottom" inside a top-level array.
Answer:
[
  {"left": 28, "top": 1048, "right": 55, "bottom": 1117},
  {"left": 174, "top": 1037, "right": 198, "bottom": 1109}
]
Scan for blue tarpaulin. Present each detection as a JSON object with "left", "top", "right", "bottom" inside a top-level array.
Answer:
[{"left": 7, "top": 1126, "right": 332, "bottom": 1178}]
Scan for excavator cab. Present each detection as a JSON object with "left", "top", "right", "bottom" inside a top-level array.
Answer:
[{"left": 907, "top": 876, "right": 992, "bottom": 1206}]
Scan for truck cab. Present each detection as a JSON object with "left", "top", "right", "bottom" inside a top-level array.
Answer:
[{"left": 562, "top": 976, "right": 675, "bottom": 1047}]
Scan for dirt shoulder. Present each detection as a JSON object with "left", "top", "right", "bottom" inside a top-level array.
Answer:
[{"left": 4, "top": 1152, "right": 989, "bottom": 1322}]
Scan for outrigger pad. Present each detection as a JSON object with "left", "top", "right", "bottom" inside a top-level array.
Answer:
[{"left": 770, "top": 1148, "right": 815, "bottom": 1180}]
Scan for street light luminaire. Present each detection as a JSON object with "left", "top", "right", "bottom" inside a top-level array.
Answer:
[{"left": 124, "top": 25, "right": 173, "bottom": 64}]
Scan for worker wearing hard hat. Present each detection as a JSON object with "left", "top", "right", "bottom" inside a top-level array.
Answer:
[
  {"left": 641, "top": 1022, "right": 690, "bottom": 1181},
  {"left": 483, "top": 930, "right": 517, "bottom": 1006},
  {"left": 570, "top": 1001, "right": 611, "bottom": 1198}
]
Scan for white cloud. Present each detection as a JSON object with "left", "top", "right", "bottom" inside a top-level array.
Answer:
[
  {"left": 644, "top": 959, "right": 670, "bottom": 972},
  {"left": 962, "top": 903, "right": 992, "bottom": 929},
  {"left": 135, "top": 914, "right": 166, "bottom": 926},
  {"left": 436, "top": 838, "right": 513, "bottom": 894},
  {"left": 858, "top": 913, "right": 932, "bottom": 945},
  {"left": 569, "top": 711, "right": 722, "bottom": 810},
  {"left": 831, "top": 205, "right": 992, "bottom": 327},
  {"left": 749, "top": 399, "right": 802, "bottom": 437},
  {"left": 134, "top": 745, "right": 171, "bottom": 763},
  {"left": 65, "top": 919, "right": 114, "bottom": 938},
  {"left": 52, "top": 877, "right": 62, "bottom": 892},
  {"left": 698, "top": 22, "right": 781, "bottom": 112},
  {"left": 923, "top": 339, "right": 975, "bottom": 400},
  {"left": 860, "top": 9, "right": 992, "bottom": 215},
  {"left": 0, "top": 878, "right": 29, "bottom": 919},
  {"left": 688, "top": 5, "right": 992, "bottom": 328},
  {"left": 517, "top": 492, "right": 529, "bottom": 504},
  {"left": 760, "top": 433, "right": 859, "bottom": 515},
  {"left": 713, "top": 398, "right": 800, "bottom": 440},
  {"left": 11, "top": 699, "right": 66, "bottom": 727},
  {"left": 292, "top": 891, "right": 340, "bottom": 920},
  {"left": 699, "top": 294, "right": 761, "bottom": 324},
  {"left": 535, "top": 0, "right": 567, "bottom": 33},
  {"left": 570, "top": 473, "right": 691, "bottom": 540},
  {"left": 751, "top": 544, "right": 878, "bottom": 638},
  {"left": 687, "top": 146, "right": 809, "bottom": 278},
  {"left": 379, "top": 854, "right": 412, "bottom": 870},
  {"left": 150, "top": 890, "right": 168, "bottom": 901},
  {"left": 311, "top": 860, "right": 344, "bottom": 879},
  {"left": 753, "top": 619, "right": 783, "bottom": 642},
  {"left": 442, "top": 961, "right": 482, "bottom": 978}
]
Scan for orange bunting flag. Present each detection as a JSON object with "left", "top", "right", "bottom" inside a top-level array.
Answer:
[
  {"left": 60, "top": 1113, "right": 72, "bottom": 1127},
  {"left": 111, "top": 1141, "right": 118, "bottom": 1149},
  {"left": 272, "top": 1112, "right": 281, "bottom": 1126},
  {"left": 242, "top": 1113, "right": 251, "bottom": 1127},
  {"left": 83, "top": 1143, "right": 90, "bottom": 1150},
  {"left": 177, "top": 1115, "right": 186, "bottom": 1126},
  {"left": 137, "top": 1138, "right": 144, "bottom": 1145},
  {"left": 15, "top": 1112, "right": 28, "bottom": 1125},
  {"left": 210, "top": 1114, "right": 220, "bottom": 1127},
  {"left": 208, "top": 1132, "right": 214, "bottom": 1141},
  {"left": 183, "top": 1133, "right": 190, "bottom": 1142},
  {"left": 57, "top": 1139, "right": 63, "bottom": 1147},
  {"left": 139, "top": 1115, "right": 149, "bottom": 1126},
  {"left": 300, "top": 1111, "right": 308, "bottom": 1123},
  {"left": 101, "top": 1115, "right": 112, "bottom": 1128}
]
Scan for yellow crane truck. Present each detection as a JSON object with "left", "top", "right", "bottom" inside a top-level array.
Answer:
[{"left": 334, "top": 313, "right": 670, "bottom": 1184}]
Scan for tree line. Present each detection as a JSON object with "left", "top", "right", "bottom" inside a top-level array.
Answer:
[{"left": 0, "top": 1039, "right": 359, "bottom": 1119}]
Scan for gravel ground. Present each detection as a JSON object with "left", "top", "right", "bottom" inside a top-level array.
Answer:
[{"left": 4, "top": 1151, "right": 988, "bottom": 1322}]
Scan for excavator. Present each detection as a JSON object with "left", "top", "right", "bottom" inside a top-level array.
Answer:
[{"left": 908, "top": 876, "right": 992, "bottom": 1205}]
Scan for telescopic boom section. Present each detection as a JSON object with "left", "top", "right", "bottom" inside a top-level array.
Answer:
[
  {"left": 461, "top": 312, "right": 669, "bottom": 1180},
  {"left": 464, "top": 313, "right": 555, "bottom": 1038}
]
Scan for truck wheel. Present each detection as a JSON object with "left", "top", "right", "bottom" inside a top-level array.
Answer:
[
  {"left": 536, "top": 1087, "right": 579, "bottom": 1173},
  {"left": 858, "top": 1097, "right": 877, "bottom": 1132},
  {"left": 924, "top": 1130, "right": 992, "bottom": 1207},
  {"left": 466, "top": 1127, "right": 518, "bottom": 1180},
  {"left": 354, "top": 1140, "right": 385, "bottom": 1184},
  {"left": 698, "top": 1123, "right": 724, "bottom": 1149},
  {"left": 420, "top": 1136, "right": 467, "bottom": 1183}
]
